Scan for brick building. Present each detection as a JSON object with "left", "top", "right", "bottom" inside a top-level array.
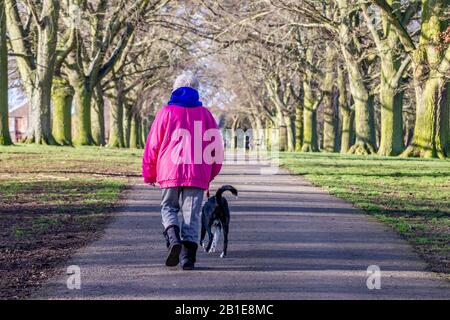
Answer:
[{"left": 8, "top": 103, "right": 28, "bottom": 142}]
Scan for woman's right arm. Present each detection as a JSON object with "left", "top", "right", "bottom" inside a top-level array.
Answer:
[{"left": 142, "top": 109, "right": 166, "bottom": 184}]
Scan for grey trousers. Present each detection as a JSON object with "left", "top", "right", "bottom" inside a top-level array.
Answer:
[{"left": 161, "top": 187, "right": 204, "bottom": 243}]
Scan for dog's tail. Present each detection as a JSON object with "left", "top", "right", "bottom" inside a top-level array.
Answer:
[{"left": 216, "top": 185, "right": 238, "bottom": 205}]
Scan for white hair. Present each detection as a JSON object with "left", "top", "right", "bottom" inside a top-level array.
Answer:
[{"left": 173, "top": 72, "right": 200, "bottom": 91}]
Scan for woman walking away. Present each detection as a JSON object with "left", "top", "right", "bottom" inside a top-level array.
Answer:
[{"left": 142, "top": 73, "right": 224, "bottom": 270}]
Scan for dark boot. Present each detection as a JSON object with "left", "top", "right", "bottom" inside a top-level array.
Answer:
[
  {"left": 163, "top": 225, "right": 182, "bottom": 267},
  {"left": 180, "top": 241, "right": 198, "bottom": 270}
]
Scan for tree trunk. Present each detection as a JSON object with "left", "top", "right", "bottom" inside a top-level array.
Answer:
[
  {"left": 92, "top": 85, "right": 106, "bottom": 146},
  {"left": 24, "top": 0, "right": 60, "bottom": 144},
  {"left": 70, "top": 71, "right": 95, "bottom": 146},
  {"left": 404, "top": 110, "right": 414, "bottom": 147},
  {"left": 295, "top": 102, "right": 303, "bottom": 151},
  {"left": 361, "top": 0, "right": 405, "bottom": 156},
  {"left": 265, "top": 78, "right": 288, "bottom": 151},
  {"left": 277, "top": 120, "right": 288, "bottom": 152},
  {"left": 4, "top": 0, "right": 33, "bottom": 99},
  {"left": 51, "top": 77, "right": 73, "bottom": 145},
  {"left": 342, "top": 60, "right": 376, "bottom": 155},
  {"left": 252, "top": 114, "right": 264, "bottom": 150},
  {"left": 0, "top": 1, "right": 12, "bottom": 145},
  {"left": 265, "top": 119, "right": 273, "bottom": 151},
  {"left": 340, "top": 108, "right": 354, "bottom": 154},
  {"left": 301, "top": 79, "right": 318, "bottom": 152},
  {"left": 137, "top": 115, "right": 144, "bottom": 148},
  {"left": 378, "top": 35, "right": 405, "bottom": 156},
  {"left": 301, "top": 105, "right": 318, "bottom": 152},
  {"left": 445, "top": 83, "right": 450, "bottom": 155},
  {"left": 129, "top": 113, "right": 139, "bottom": 149},
  {"left": 284, "top": 114, "right": 295, "bottom": 152},
  {"left": 124, "top": 105, "right": 132, "bottom": 148},
  {"left": 378, "top": 63, "right": 404, "bottom": 156},
  {"left": 348, "top": 92, "right": 376, "bottom": 155},
  {"left": 141, "top": 117, "right": 148, "bottom": 146},
  {"left": 337, "top": 65, "right": 353, "bottom": 153},
  {"left": 400, "top": 0, "right": 449, "bottom": 158},
  {"left": 107, "top": 86, "right": 125, "bottom": 148},
  {"left": 338, "top": 0, "right": 376, "bottom": 154},
  {"left": 73, "top": 85, "right": 94, "bottom": 146},
  {"left": 322, "top": 48, "right": 338, "bottom": 153},
  {"left": 230, "top": 117, "right": 239, "bottom": 149},
  {"left": 402, "top": 76, "right": 448, "bottom": 158},
  {"left": 27, "top": 85, "right": 54, "bottom": 144},
  {"left": 144, "top": 116, "right": 152, "bottom": 141}
]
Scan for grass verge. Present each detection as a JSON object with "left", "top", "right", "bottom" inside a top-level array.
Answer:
[
  {"left": 0, "top": 144, "right": 142, "bottom": 299},
  {"left": 279, "top": 152, "right": 450, "bottom": 280}
]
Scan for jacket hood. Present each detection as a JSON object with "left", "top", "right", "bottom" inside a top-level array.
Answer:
[{"left": 167, "top": 87, "right": 203, "bottom": 108}]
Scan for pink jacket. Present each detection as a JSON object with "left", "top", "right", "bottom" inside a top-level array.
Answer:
[{"left": 142, "top": 104, "right": 223, "bottom": 190}]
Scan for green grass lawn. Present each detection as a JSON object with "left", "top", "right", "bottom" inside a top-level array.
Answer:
[
  {"left": 279, "top": 152, "right": 450, "bottom": 278},
  {"left": 0, "top": 144, "right": 142, "bottom": 299}
]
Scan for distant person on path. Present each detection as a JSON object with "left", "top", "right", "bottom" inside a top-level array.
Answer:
[{"left": 142, "top": 73, "right": 223, "bottom": 270}]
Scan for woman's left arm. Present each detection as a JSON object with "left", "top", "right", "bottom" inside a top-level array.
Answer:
[{"left": 206, "top": 111, "right": 224, "bottom": 182}]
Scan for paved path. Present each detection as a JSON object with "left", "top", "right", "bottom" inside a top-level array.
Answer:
[{"left": 36, "top": 156, "right": 450, "bottom": 299}]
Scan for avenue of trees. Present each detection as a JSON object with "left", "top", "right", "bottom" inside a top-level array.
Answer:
[{"left": 0, "top": 0, "right": 449, "bottom": 159}]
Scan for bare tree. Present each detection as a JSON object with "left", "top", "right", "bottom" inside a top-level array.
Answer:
[
  {"left": 5, "top": 0, "right": 61, "bottom": 144},
  {"left": 0, "top": 0, "right": 13, "bottom": 145},
  {"left": 371, "top": 0, "right": 449, "bottom": 158}
]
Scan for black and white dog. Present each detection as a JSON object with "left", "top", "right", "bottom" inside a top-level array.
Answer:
[{"left": 200, "top": 185, "right": 238, "bottom": 258}]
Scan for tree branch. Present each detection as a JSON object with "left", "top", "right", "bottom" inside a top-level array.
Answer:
[
  {"left": 370, "top": 0, "right": 416, "bottom": 53},
  {"left": 360, "top": 2, "right": 383, "bottom": 52},
  {"left": 4, "top": 0, "right": 34, "bottom": 78},
  {"left": 55, "top": 26, "right": 76, "bottom": 72},
  {"left": 25, "top": 0, "right": 41, "bottom": 27},
  {"left": 401, "top": 0, "right": 420, "bottom": 25},
  {"left": 97, "top": 23, "right": 134, "bottom": 80},
  {"left": 390, "top": 55, "right": 411, "bottom": 87}
]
